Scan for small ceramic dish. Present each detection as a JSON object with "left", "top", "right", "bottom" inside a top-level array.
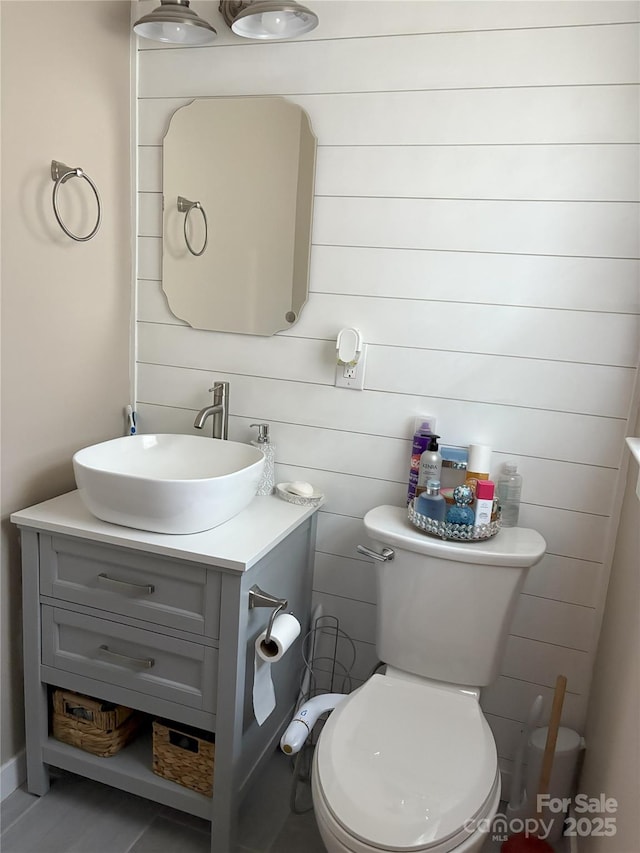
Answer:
[{"left": 275, "top": 482, "right": 324, "bottom": 507}]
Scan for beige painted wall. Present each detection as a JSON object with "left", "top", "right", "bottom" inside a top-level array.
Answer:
[
  {"left": 0, "top": 0, "right": 132, "bottom": 766},
  {"left": 579, "top": 404, "right": 640, "bottom": 853}
]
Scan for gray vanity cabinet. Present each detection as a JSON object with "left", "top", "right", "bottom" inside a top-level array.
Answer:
[{"left": 13, "top": 491, "right": 318, "bottom": 853}]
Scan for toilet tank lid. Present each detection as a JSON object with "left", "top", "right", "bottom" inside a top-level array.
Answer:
[{"left": 364, "top": 506, "right": 546, "bottom": 568}]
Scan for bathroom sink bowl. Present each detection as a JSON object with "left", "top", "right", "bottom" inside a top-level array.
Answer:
[{"left": 73, "top": 434, "right": 265, "bottom": 534}]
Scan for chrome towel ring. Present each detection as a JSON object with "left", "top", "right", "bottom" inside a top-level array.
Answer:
[
  {"left": 51, "top": 160, "right": 101, "bottom": 242},
  {"left": 178, "top": 195, "right": 208, "bottom": 256}
]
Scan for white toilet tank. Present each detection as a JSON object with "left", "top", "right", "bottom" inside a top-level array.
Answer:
[{"left": 363, "top": 506, "right": 546, "bottom": 687}]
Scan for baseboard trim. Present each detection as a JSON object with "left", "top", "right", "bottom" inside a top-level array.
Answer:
[{"left": 1, "top": 749, "right": 26, "bottom": 801}]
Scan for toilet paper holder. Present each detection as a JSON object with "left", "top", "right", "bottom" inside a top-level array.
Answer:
[{"left": 248, "top": 585, "right": 288, "bottom": 644}]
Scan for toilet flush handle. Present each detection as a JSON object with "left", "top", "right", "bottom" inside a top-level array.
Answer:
[{"left": 356, "top": 544, "right": 395, "bottom": 562}]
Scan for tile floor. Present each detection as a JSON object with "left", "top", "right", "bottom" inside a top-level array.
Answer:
[
  {"left": 1, "top": 749, "right": 569, "bottom": 853},
  {"left": 0, "top": 748, "right": 324, "bottom": 853}
]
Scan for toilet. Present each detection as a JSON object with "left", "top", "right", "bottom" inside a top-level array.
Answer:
[{"left": 311, "top": 505, "right": 546, "bottom": 853}]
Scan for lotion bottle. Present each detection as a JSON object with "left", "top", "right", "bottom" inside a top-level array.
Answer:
[
  {"left": 407, "top": 417, "right": 436, "bottom": 504},
  {"left": 250, "top": 423, "right": 275, "bottom": 495},
  {"left": 416, "top": 435, "right": 442, "bottom": 497}
]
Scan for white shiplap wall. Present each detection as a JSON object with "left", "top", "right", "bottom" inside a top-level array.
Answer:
[{"left": 134, "top": 1, "right": 640, "bottom": 775}]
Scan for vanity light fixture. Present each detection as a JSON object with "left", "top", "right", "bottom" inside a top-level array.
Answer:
[
  {"left": 133, "top": 0, "right": 217, "bottom": 45},
  {"left": 219, "top": 0, "right": 318, "bottom": 40}
]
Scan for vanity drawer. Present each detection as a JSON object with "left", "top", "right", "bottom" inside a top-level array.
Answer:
[
  {"left": 42, "top": 606, "right": 218, "bottom": 711},
  {"left": 39, "top": 535, "right": 220, "bottom": 638}
]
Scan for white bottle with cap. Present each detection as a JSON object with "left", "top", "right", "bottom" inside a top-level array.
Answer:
[{"left": 465, "top": 444, "right": 492, "bottom": 493}]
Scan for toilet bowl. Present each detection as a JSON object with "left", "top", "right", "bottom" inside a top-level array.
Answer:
[
  {"left": 293, "top": 505, "right": 546, "bottom": 853},
  {"left": 311, "top": 673, "right": 501, "bottom": 853}
]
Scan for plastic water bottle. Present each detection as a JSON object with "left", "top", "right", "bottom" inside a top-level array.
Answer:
[{"left": 497, "top": 462, "right": 522, "bottom": 527}]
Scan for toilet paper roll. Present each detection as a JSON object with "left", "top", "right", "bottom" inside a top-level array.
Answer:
[{"left": 253, "top": 613, "right": 301, "bottom": 726}]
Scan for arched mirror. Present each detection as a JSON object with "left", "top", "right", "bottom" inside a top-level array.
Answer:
[{"left": 162, "top": 97, "right": 316, "bottom": 336}]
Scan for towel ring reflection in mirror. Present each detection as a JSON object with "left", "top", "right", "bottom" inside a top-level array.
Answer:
[
  {"left": 51, "top": 160, "right": 101, "bottom": 242},
  {"left": 178, "top": 196, "right": 208, "bottom": 257}
]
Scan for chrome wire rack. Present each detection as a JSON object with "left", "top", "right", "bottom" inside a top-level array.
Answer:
[{"left": 288, "top": 613, "right": 357, "bottom": 814}]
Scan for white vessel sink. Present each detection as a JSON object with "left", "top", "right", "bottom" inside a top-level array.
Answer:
[{"left": 73, "top": 434, "right": 265, "bottom": 534}]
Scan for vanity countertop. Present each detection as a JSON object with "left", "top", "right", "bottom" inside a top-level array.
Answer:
[{"left": 11, "top": 490, "right": 320, "bottom": 572}]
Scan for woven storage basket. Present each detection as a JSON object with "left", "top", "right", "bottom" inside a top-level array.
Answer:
[
  {"left": 52, "top": 689, "right": 144, "bottom": 757},
  {"left": 152, "top": 719, "right": 215, "bottom": 797}
]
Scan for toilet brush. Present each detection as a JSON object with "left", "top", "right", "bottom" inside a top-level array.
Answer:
[{"left": 501, "top": 675, "right": 567, "bottom": 853}]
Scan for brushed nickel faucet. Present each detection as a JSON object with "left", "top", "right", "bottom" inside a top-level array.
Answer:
[{"left": 193, "top": 382, "right": 229, "bottom": 440}]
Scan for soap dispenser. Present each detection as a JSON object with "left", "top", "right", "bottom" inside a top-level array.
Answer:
[
  {"left": 416, "top": 434, "right": 442, "bottom": 497},
  {"left": 250, "top": 423, "right": 275, "bottom": 495}
]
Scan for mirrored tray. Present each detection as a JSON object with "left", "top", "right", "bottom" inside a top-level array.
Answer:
[{"left": 408, "top": 499, "right": 501, "bottom": 542}]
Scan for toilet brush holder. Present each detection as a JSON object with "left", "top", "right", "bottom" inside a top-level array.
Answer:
[{"left": 525, "top": 726, "right": 584, "bottom": 843}]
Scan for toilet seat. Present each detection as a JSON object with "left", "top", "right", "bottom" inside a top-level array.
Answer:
[
  {"left": 315, "top": 675, "right": 499, "bottom": 852},
  {"left": 312, "top": 769, "right": 500, "bottom": 853}
]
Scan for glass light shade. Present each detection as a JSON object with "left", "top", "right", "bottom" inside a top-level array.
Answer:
[
  {"left": 133, "top": 1, "right": 217, "bottom": 45},
  {"left": 230, "top": 1, "right": 318, "bottom": 40}
]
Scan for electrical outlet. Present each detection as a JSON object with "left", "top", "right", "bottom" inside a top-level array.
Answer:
[{"left": 335, "top": 345, "right": 367, "bottom": 390}]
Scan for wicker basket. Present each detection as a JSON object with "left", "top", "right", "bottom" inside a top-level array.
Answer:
[
  {"left": 52, "top": 689, "right": 144, "bottom": 757},
  {"left": 152, "top": 719, "right": 215, "bottom": 797}
]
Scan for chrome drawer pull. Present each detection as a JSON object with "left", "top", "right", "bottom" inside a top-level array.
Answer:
[
  {"left": 97, "top": 573, "right": 154, "bottom": 595},
  {"left": 356, "top": 544, "right": 395, "bottom": 562},
  {"left": 97, "top": 644, "right": 155, "bottom": 670}
]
